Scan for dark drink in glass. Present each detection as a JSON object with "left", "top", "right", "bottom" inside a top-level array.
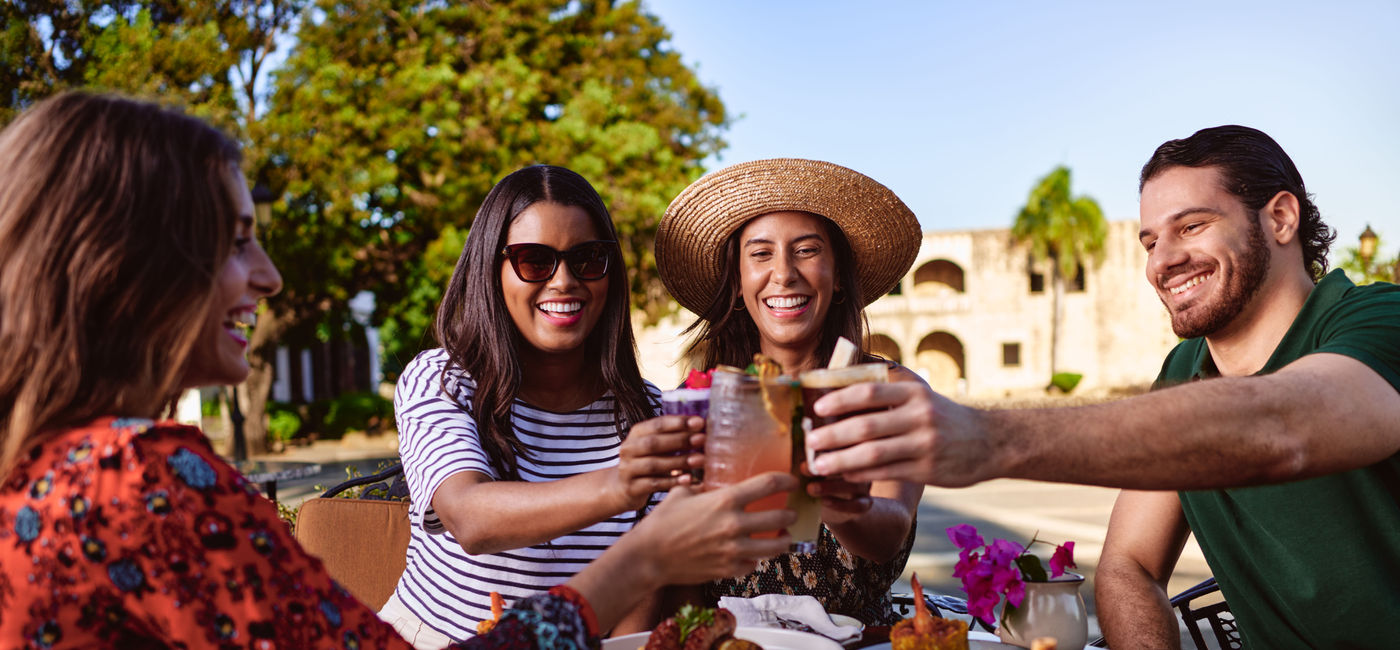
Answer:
[{"left": 798, "top": 363, "right": 889, "bottom": 467}]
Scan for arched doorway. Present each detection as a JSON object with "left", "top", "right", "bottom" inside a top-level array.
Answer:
[
  {"left": 866, "top": 333, "right": 902, "bottom": 364},
  {"left": 915, "top": 331, "right": 965, "bottom": 395},
  {"left": 912, "top": 259, "right": 965, "bottom": 295}
]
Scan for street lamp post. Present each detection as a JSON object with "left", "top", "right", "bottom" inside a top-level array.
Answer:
[
  {"left": 230, "top": 184, "right": 276, "bottom": 462},
  {"left": 1356, "top": 224, "right": 1398, "bottom": 284},
  {"left": 1359, "top": 224, "right": 1378, "bottom": 271}
]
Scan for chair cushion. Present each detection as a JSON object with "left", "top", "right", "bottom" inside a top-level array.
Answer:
[{"left": 295, "top": 497, "right": 411, "bottom": 611}]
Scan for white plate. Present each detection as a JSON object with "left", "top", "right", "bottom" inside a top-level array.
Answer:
[
  {"left": 604, "top": 626, "right": 844, "bottom": 650},
  {"left": 862, "top": 630, "right": 1020, "bottom": 649}
]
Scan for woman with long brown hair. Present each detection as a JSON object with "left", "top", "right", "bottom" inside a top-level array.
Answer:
[
  {"left": 655, "top": 158, "right": 926, "bottom": 626},
  {"left": 0, "top": 92, "right": 794, "bottom": 648},
  {"left": 382, "top": 165, "right": 721, "bottom": 646}
]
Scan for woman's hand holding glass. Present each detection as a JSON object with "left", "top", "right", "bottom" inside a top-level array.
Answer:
[
  {"left": 805, "top": 471, "right": 874, "bottom": 526},
  {"left": 613, "top": 414, "right": 706, "bottom": 510}
]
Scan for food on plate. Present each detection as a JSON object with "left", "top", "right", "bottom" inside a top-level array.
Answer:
[
  {"left": 890, "top": 573, "right": 968, "bottom": 650},
  {"left": 644, "top": 604, "right": 763, "bottom": 649},
  {"left": 476, "top": 591, "right": 505, "bottom": 635}
]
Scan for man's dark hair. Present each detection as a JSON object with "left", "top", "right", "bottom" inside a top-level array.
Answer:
[{"left": 1140, "top": 125, "right": 1335, "bottom": 280}]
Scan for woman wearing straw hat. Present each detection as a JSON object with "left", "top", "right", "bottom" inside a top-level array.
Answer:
[{"left": 655, "top": 158, "right": 926, "bottom": 625}]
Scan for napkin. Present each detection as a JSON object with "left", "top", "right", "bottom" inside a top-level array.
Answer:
[{"left": 718, "top": 594, "right": 862, "bottom": 643}]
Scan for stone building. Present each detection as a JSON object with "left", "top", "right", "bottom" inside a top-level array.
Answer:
[{"left": 635, "top": 220, "right": 1179, "bottom": 398}]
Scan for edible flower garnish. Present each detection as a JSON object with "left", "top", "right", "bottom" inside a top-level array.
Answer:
[{"left": 684, "top": 369, "right": 713, "bottom": 389}]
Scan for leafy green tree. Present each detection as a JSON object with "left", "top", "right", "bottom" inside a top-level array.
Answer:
[
  {"left": 3, "top": 0, "right": 727, "bottom": 453},
  {"left": 1011, "top": 166, "right": 1107, "bottom": 386},
  {"left": 2, "top": 1, "right": 301, "bottom": 136},
  {"left": 257, "top": 0, "right": 728, "bottom": 384},
  {"left": 3, "top": 1, "right": 306, "bottom": 455}
]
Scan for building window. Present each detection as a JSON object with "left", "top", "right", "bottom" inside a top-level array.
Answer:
[
  {"left": 1029, "top": 271, "right": 1045, "bottom": 293},
  {"left": 887, "top": 282, "right": 903, "bottom": 296},
  {"left": 1002, "top": 343, "right": 1021, "bottom": 367},
  {"left": 1069, "top": 264, "right": 1086, "bottom": 292}
]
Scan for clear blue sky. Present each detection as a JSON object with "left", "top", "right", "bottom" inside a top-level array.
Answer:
[{"left": 645, "top": 0, "right": 1400, "bottom": 262}]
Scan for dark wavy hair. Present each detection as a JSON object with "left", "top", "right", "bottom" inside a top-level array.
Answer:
[
  {"left": 435, "top": 165, "right": 654, "bottom": 480},
  {"left": 682, "top": 213, "right": 874, "bottom": 372},
  {"left": 0, "top": 92, "right": 241, "bottom": 479},
  {"left": 1140, "top": 125, "right": 1336, "bottom": 280}
]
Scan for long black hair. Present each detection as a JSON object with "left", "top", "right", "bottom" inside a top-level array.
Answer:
[
  {"left": 1141, "top": 125, "right": 1335, "bottom": 280},
  {"left": 435, "top": 165, "right": 654, "bottom": 480},
  {"left": 682, "top": 213, "right": 874, "bottom": 372}
]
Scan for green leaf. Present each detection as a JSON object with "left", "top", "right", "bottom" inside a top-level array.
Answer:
[
  {"left": 1016, "top": 554, "right": 1049, "bottom": 582},
  {"left": 674, "top": 604, "right": 716, "bottom": 645}
]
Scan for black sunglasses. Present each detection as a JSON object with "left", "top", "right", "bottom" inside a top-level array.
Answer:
[{"left": 500, "top": 240, "right": 616, "bottom": 283}]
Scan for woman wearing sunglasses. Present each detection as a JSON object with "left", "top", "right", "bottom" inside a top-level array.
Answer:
[{"left": 381, "top": 165, "right": 708, "bottom": 647}]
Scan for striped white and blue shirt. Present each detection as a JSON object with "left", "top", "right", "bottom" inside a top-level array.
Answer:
[{"left": 390, "top": 348, "right": 661, "bottom": 641}]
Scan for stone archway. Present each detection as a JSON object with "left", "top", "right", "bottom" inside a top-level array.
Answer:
[
  {"left": 915, "top": 331, "right": 965, "bottom": 395},
  {"left": 912, "top": 259, "right": 965, "bottom": 294},
  {"left": 866, "top": 333, "right": 902, "bottom": 364}
]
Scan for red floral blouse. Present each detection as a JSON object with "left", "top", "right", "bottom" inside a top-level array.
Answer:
[{"left": 0, "top": 417, "right": 599, "bottom": 649}]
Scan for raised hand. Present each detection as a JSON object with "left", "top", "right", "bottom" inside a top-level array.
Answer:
[
  {"left": 627, "top": 471, "right": 798, "bottom": 585},
  {"left": 805, "top": 381, "right": 993, "bottom": 488},
  {"left": 613, "top": 414, "right": 706, "bottom": 509}
]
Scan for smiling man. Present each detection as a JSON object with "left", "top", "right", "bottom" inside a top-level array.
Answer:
[
  {"left": 804, "top": 126, "right": 1400, "bottom": 648},
  {"left": 1093, "top": 126, "right": 1400, "bottom": 648}
]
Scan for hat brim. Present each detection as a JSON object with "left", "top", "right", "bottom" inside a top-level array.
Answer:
[{"left": 656, "top": 158, "right": 922, "bottom": 315}]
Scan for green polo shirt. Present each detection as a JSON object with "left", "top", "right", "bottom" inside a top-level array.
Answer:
[{"left": 1153, "top": 270, "right": 1400, "bottom": 647}]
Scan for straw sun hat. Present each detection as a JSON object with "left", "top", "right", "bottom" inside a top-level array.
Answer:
[{"left": 656, "top": 158, "right": 922, "bottom": 315}]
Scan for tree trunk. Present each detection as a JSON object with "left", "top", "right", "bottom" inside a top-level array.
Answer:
[{"left": 242, "top": 309, "right": 294, "bottom": 456}]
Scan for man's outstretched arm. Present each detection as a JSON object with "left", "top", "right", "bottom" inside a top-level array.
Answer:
[{"left": 809, "top": 353, "right": 1400, "bottom": 490}]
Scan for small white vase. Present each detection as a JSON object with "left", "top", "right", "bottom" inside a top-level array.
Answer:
[{"left": 997, "top": 572, "right": 1089, "bottom": 649}]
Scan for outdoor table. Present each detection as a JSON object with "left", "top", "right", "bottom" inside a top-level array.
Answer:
[{"left": 233, "top": 460, "right": 323, "bottom": 502}]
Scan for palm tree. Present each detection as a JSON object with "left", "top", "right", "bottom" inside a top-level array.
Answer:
[{"left": 1012, "top": 166, "right": 1107, "bottom": 389}]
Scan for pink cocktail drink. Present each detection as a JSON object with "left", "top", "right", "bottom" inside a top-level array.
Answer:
[{"left": 703, "top": 369, "right": 794, "bottom": 538}]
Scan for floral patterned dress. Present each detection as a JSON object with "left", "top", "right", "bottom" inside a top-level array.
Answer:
[
  {"left": 703, "top": 519, "right": 917, "bottom": 626},
  {"left": 0, "top": 417, "right": 600, "bottom": 649}
]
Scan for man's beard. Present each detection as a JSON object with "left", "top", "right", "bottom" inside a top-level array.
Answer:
[{"left": 1166, "top": 217, "right": 1271, "bottom": 339}]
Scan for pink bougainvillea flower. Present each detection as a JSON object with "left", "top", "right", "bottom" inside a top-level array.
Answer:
[
  {"left": 684, "top": 369, "right": 714, "bottom": 389},
  {"left": 952, "top": 550, "right": 981, "bottom": 579},
  {"left": 988, "top": 538, "right": 1023, "bottom": 566},
  {"left": 1050, "top": 541, "right": 1077, "bottom": 577},
  {"left": 946, "top": 523, "right": 1076, "bottom": 626},
  {"left": 947, "top": 523, "right": 984, "bottom": 552}
]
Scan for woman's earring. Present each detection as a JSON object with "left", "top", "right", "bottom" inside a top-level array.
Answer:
[
  {"left": 834, "top": 291, "right": 846, "bottom": 305},
  {"left": 733, "top": 300, "right": 746, "bottom": 311}
]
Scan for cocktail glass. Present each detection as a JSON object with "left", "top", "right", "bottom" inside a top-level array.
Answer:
[
  {"left": 798, "top": 362, "right": 889, "bottom": 463},
  {"left": 703, "top": 369, "right": 820, "bottom": 552},
  {"left": 661, "top": 387, "right": 709, "bottom": 481}
]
